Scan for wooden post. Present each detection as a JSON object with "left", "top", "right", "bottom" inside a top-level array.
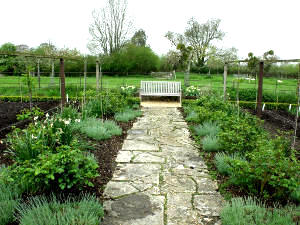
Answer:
[
  {"left": 84, "top": 59, "right": 87, "bottom": 103},
  {"left": 293, "top": 63, "right": 300, "bottom": 148},
  {"left": 96, "top": 60, "right": 100, "bottom": 91},
  {"left": 59, "top": 58, "right": 66, "bottom": 107},
  {"left": 51, "top": 60, "right": 55, "bottom": 86},
  {"left": 223, "top": 63, "right": 228, "bottom": 101},
  {"left": 100, "top": 64, "right": 103, "bottom": 91},
  {"left": 37, "top": 59, "right": 40, "bottom": 89},
  {"left": 257, "top": 61, "right": 264, "bottom": 117}
]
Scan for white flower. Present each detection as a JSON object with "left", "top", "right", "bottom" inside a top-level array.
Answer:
[
  {"left": 50, "top": 123, "right": 53, "bottom": 128},
  {"left": 46, "top": 113, "right": 49, "bottom": 118},
  {"left": 64, "top": 120, "right": 70, "bottom": 125},
  {"left": 75, "top": 119, "right": 81, "bottom": 123},
  {"left": 251, "top": 78, "right": 255, "bottom": 81},
  {"left": 0, "top": 140, "right": 3, "bottom": 144},
  {"left": 34, "top": 116, "right": 38, "bottom": 121},
  {"left": 31, "top": 134, "right": 37, "bottom": 139},
  {"left": 277, "top": 80, "right": 283, "bottom": 83}
]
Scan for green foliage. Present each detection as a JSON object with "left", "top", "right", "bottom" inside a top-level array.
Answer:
[
  {"left": 114, "top": 108, "right": 142, "bottom": 122},
  {"left": 76, "top": 118, "right": 122, "bottom": 141},
  {"left": 214, "top": 152, "right": 245, "bottom": 176},
  {"left": 0, "top": 181, "right": 20, "bottom": 225},
  {"left": 221, "top": 197, "right": 300, "bottom": 225},
  {"left": 193, "top": 121, "right": 220, "bottom": 137},
  {"left": 228, "top": 138, "right": 300, "bottom": 202},
  {"left": 16, "top": 194, "right": 104, "bottom": 225},
  {"left": 10, "top": 145, "right": 99, "bottom": 192},
  {"left": 202, "top": 135, "right": 221, "bottom": 152},
  {"left": 83, "top": 92, "right": 126, "bottom": 118},
  {"left": 218, "top": 114, "right": 266, "bottom": 155},
  {"left": 120, "top": 85, "right": 137, "bottom": 97},
  {"left": 61, "top": 106, "right": 80, "bottom": 121},
  {"left": 17, "top": 106, "right": 44, "bottom": 121}
]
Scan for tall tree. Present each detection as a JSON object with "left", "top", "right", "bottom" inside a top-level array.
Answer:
[
  {"left": 88, "top": 0, "right": 132, "bottom": 55},
  {"left": 165, "top": 18, "right": 225, "bottom": 68},
  {"left": 131, "top": 29, "right": 147, "bottom": 47}
]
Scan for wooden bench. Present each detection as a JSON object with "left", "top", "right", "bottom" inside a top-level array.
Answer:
[{"left": 140, "top": 81, "right": 182, "bottom": 105}]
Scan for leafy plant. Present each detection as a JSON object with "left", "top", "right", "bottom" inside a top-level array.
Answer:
[
  {"left": 76, "top": 118, "right": 122, "bottom": 141},
  {"left": 0, "top": 181, "right": 20, "bottom": 225},
  {"left": 16, "top": 194, "right": 104, "bottom": 225},
  {"left": 10, "top": 145, "right": 99, "bottom": 192},
  {"left": 221, "top": 197, "right": 300, "bottom": 225},
  {"left": 214, "top": 152, "right": 245, "bottom": 176},
  {"left": 114, "top": 108, "right": 142, "bottom": 122},
  {"left": 193, "top": 121, "right": 220, "bottom": 137},
  {"left": 17, "top": 107, "right": 44, "bottom": 121},
  {"left": 202, "top": 135, "right": 221, "bottom": 152},
  {"left": 61, "top": 106, "right": 80, "bottom": 121}
]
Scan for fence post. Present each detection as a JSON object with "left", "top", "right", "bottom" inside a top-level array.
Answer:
[
  {"left": 51, "top": 59, "right": 55, "bottom": 86},
  {"left": 96, "top": 60, "right": 99, "bottom": 92},
  {"left": 84, "top": 58, "right": 87, "bottom": 104},
  {"left": 293, "top": 63, "right": 300, "bottom": 148},
  {"left": 100, "top": 64, "right": 103, "bottom": 91},
  {"left": 37, "top": 58, "right": 40, "bottom": 90},
  {"left": 59, "top": 58, "right": 66, "bottom": 107},
  {"left": 223, "top": 63, "right": 228, "bottom": 101},
  {"left": 257, "top": 61, "right": 264, "bottom": 117}
]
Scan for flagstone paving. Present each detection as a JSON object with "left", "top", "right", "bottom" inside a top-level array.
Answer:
[{"left": 102, "top": 107, "right": 224, "bottom": 225}]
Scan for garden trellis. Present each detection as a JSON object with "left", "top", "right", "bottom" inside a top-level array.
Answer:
[
  {"left": 0, "top": 51, "right": 103, "bottom": 108},
  {"left": 224, "top": 58, "right": 300, "bottom": 147}
]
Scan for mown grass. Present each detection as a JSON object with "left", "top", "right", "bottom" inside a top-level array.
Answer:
[{"left": 0, "top": 72, "right": 297, "bottom": 97}]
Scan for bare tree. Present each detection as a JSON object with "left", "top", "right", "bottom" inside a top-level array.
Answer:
[
  {"left": 165, "top": 18, "right": 224, "bottom": 68},
  {"left": 88, "top": 0, "right": 132, "bottom": 55}
]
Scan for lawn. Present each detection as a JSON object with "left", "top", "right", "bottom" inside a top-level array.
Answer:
[{"left": 0, "top": 72, "right": 297, "bottom": 97}]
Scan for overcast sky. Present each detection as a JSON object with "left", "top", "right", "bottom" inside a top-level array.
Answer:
[{"left": 0, "top": 0, "right": 299, "bottom": 59}]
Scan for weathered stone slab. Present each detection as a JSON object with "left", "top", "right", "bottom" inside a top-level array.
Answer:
[
  {"left": 122, "top": 139, "right": 159, "bottom": 151},
  {"left": 161, "top": 174, "right": 196, "bottom": 194},
  {"left": 133, "top": 152, "right": 165, "bottom": 163},
  {"left": 194, "top": 177, "right": 219, "bottom": 194},
  {"left": 104, "top": 181, "right": 139, "bottom": 198},
  {"left": 102, "top": 194, "right": 164, "bottom": 225},
  {"left": 193, "top": 194, "right": 224, "bottom": 217},
  {"left": 112, "top": 163, "right": 160, "bottom": 183},
  {"left": 115, "top": 151, "right": 133, "bottom": 163}
]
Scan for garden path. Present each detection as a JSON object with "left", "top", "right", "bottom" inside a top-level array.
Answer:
[{"left": 102, "top": 107, "right": 224, "bottom": 225}]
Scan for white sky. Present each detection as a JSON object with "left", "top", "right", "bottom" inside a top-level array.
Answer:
[{"left": 0, "top": 0, "right": 299, "bottom": 59}]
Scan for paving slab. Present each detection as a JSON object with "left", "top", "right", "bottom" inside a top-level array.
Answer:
[{"left": 102, "top": 107, "right": 224, "bottom": 224}]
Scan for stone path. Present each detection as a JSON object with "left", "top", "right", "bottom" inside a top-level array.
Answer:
[{"left": 102, "top": 107, "right": 224, "bottom": 225}]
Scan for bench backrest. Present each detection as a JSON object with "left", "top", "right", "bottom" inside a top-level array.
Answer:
[{"left": 141, "top": 81, "right": 181, "bottom": 94}]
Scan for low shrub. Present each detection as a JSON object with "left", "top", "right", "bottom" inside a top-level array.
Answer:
[
  {"left": 10, "top": 145, "right": 99, "bottom": 192},
  {"left": 114, "top": 109, "right": 142, "bottom": 122},
  {"left": 202, "top": 135, "right": 221, "bottom": 152},
  {"left": 220, "top": 197, "right": 300, "bottom": 225},
  {"left": 214, "top": 152, "right": 245, "bottom": 176},
  {"left": 76, "top": 118, "right": 122, "bottom": 141},
  {"left": 16, "top": 194, "right": 104, "bottom": 225},
  {"left": 193, "top": 121, "right": 220, "bottom": 137},
  {"left": 0, "top": 180, "right": 20, "bottom": 225},
  {"left": 61, "top": 106, "right": 80, "bottom": 121}
]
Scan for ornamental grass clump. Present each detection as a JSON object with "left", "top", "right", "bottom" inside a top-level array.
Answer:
[
  {"left": 193, "top": 121, "right": 220, "bottom": 137},
  {"left": 77, "top": 118, "right": 122, "bottom": 140},
  {"left": 0, "top": 180, "right": 20, "bottom": 225},
  {"left": 16, "top": 194, "right": 104, "bottom": 225},
  {"left": 114, "top": 109, "right": 142, "bottom": 122},
  {"left": 220, "top": 197, "right": 300, "bottom": 225},
  {"left": 202, "top": 135, "right": 221, "bottom": 152},
  {"left": 214, "top": 152, "right": 245, "bottom": 175}
]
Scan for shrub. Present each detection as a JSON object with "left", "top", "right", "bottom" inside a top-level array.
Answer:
[
  {"left": 202, "top": 135, "right": 221, "bottom": 152},
  {"left": 16, "top": 194, "right": 104, "bottom": 225},
  {"left": 76, "top": 118, "right": 122, "bottom": 141},
  {"left": 214, "top": 152, "right": 245, "bottom": 176},
  {"left": 61, "top": 106, "right": 80, "bottom": 121},
  {"left": 220, "top": 197, "right": 300, "bottom": 225},
  {"left": 193, "top": 121, "right": 220, "bottom": 137},
  {"left": 114, "top": 109, "right": 142, "bottom": 122},
  {"left": 120, "top": 85, "right": 137, "bottom": 97},
  {"left": 228, "top": 138, "right": 300, "bottom": 202},
  {"left": 10, "top": 145, "right": 99, "bottom": 192},
  {"left": 218, "top": 114, "right": 267, "bottom": 154},
  {"left": 0, "top": 181, "right": 20, "bottom": 225}
]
